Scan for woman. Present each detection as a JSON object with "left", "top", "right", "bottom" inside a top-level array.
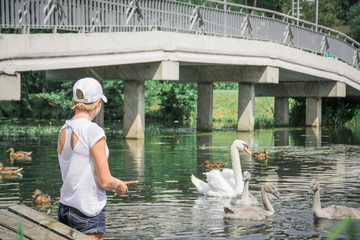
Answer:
[{"left": 57, "top": 77, "right": 128, "bottom": 240}]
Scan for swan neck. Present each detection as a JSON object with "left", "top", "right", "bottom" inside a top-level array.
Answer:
[
  {"left": 261, "top": 187, "right": 274, "bottom": 213},
  {"left": 231, "top": 143, "right": 243, "bottom": 193},
  {"left": 313, "top": 188, "right": 322, "bottom": 212},
  {"left": 242, "top": 180, "right": 250, "bottom": 202}
]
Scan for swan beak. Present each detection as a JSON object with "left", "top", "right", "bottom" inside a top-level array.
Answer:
[
  {"left": 307, "top": 187, "right": 313, "bottom": 195},
  {"left": 244, "top": 146, "right": 252, "bottom": 155},
  {"left": 273, "top": 191, "right": 280, "bottom": 199}
]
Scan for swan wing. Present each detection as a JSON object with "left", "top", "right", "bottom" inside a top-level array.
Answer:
[
  {"left": 224, "top": 206, "right": 267, "bottom": 220},
  {"left": 203, "top": 170, "right": 236, "bottom": 197},
  {"left": 191, "top": 174, "right": 210, "bottom": 195},
  {"left": 324, "top": 205, "right": 360, "bottom": 219}
]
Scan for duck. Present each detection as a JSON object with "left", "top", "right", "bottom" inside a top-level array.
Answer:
[
  {"left": 252, "top": 149, "right": 268, "bottom": 161},
  {"left": 307, "top": 179, "right": 360, "bottom": 219},
  {"left": 6, "top": 148, "right": 32, "bottom": 159},
  {"left": 32, "top": 189, "right": 51, "bottom": 206},
  {"left": 224, "top": 183, "right": 280, "bottom": 220},
  {"left": 231, "top": 171, "right": 258, "bottom": 206},
  {"left": 201, "top": 160, "right": 227, "bottom": 171},
  {"left": 0, "top": 162, "right": 23, "bottom": 175},
  {"left": 191, "top": 139, "right": 252, "bottom": 197}
]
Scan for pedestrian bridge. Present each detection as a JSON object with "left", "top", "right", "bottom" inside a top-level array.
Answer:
[{"left": 1, "top": 0, "right": 359, "bottom": 138}]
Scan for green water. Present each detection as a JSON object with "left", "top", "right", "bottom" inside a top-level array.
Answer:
[{"left": 1, "top": 121, "right": 360, "bottom": 239}]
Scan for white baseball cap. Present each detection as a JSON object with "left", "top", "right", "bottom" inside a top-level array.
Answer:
[{"left": 73, "top": 77, "right": 107, "bottom": 103}]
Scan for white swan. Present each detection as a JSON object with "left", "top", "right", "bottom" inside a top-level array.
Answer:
[
  {"left": 224, "top": 183, "right": 280, "bottom": 220},
  {"left": 191, "top": 140, "right": 252, "bottom": 197},
  {"left": 308, "top": 179, "right": 360, "bottom": 219},
  {"left": 230, "top": 171, "right": 259, "bottom": 206}
]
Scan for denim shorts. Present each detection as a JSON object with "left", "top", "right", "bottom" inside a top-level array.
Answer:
[{"left": 58, "top": 202, "right": 106, "bottom": 234}]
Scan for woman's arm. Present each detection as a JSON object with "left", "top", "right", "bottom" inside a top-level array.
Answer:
[{"left": 91, "top": 137, "right": 128, "bottom": 196}]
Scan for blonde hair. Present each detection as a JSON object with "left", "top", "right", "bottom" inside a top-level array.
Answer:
[{"left": 71, "top": 89, "right": 99, "bottom": 111}]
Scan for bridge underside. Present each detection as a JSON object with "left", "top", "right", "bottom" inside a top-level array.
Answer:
[{"left": 1, "top": 32, "right": 359, "bottom": 138}]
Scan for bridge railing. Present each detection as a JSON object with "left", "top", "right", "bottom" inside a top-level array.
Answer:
[{"left": 0, "top": 0, "right": 359, "bottom": 69}]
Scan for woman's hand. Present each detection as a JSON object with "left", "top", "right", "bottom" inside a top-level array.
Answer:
[{"left": 113, "top": 179, "right": 128, "bottom": 196}]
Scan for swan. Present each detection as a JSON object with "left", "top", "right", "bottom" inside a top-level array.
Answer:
[
  {"left": 224, "top": 183, "right": 280, "bottom": 220},
  {"left": 230, "top": 171, "right": 258, "bottom": 206},
  {"left": 191, "top": 139, "right": 252, "bottom": 197},
  {"left": 307, "top": 179, "right": 360, "bottom": 219}
]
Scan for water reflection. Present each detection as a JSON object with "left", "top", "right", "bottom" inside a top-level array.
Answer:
[
  {"left": 305, "top": 127, "right": 322, "bottom": 147},
  {"left": 1, "top": 125, "right": 360, "bottom": 239}
]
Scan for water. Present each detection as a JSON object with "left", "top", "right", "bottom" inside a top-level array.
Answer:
[{"left": 1, "top": 124, "right": 360, "bottom": 239}]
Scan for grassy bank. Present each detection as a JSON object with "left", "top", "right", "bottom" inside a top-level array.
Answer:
[{"left": 212, "top": 90, "right": 277, "bottom": 129}]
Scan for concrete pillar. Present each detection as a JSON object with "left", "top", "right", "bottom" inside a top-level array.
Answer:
[
  {"left": 306, "top": 97, "right": 322, "bottom": 127},
  {"left": 123, "top": 80, "right": 145, "bottom": 139},
  {"left": 94, "top": 80, "right": 104, "bottom": 127},
  {"left": 274, "top": 97, "right": 289, "bottom": 126},
  {"left": 197, "top": 82, "right": 213, "bottom": 131},
  {"left": 0, "top": 73, "right": 21, "bottom": 100},
  {"left": 237, "top": 83, "right": 255, "bottom": 131}
]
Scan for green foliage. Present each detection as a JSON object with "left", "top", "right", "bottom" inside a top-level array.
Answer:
[
  {"left": 214, "top": 83, "right": 238, "bottom": 90},
  {"left": 348, "top": 1, "right": 360, "bottom": 41},
  {"left": 326, "top": 218, "right": 357, "bottom": 240},
  {"left": 103, "top": 80, "right": 124, "bottom": 120},
  {"left": 280, "top": 0, "right": 346, "bottom": 27},
  {"left": 157, "top": 82, "right": 197, "bottom": 123},
  {"left": 0, "top": 71, "right": 73, "bottom": 119},
  {"left": 289, "top": 98, "right": 305, "bottom": 126},
  {"left": 322, "top": 98, "right": 356, "bottom": 126}
]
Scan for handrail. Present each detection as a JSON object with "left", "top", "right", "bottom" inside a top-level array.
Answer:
[{"left": 0, "top": 0, "right": 359, "bottom": 69}]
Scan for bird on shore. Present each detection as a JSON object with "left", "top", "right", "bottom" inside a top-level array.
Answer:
[
  {"left": 6, "top": 148, "right": 32, "bottom": 160},
  {"left": 224, "top": 183, "right": 280, "bottom": 220},
  {"left": 32, "top": 189, "right": 51, "bottom": 206},
  {"left": 0, "top": 162, "right": 23, "bottom": 175},
  {"left": 307, "top": 179, "right": 360, "bottom": 219},
  {"left": 191, "top": 140, "right": 252, "bottom": 197}
]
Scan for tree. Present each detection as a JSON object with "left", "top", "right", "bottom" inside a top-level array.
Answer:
[{"left": 348, "top": 1, "right": 360, "bottom": 41}]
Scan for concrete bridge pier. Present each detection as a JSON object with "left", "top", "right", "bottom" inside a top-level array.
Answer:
[
  {"left": 306, "top": 97, "right": 322, "bottom": 127},
  {"left": 237, "top": 83, "right": 255, "bottom": 131},
  {"left": 197, "top": 82, "right": 213, "bottom": 131},
  {"left": 123, "top": 80, "right": 145, "bottom": 139},
  {"left": 274, "top": 97, "right": 289, "bottom": 126}
]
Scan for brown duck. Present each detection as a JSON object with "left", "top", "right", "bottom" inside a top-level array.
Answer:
[
  {"left": 32, "top": 189, "right": 51, "bottom": 206},
  {"left": 252, "top": 150, "right": 268, "bottom": 161},
  {"left": 7, "top": 148, "right": 32, "bottom": 159},
  {"left": 201, "top": 160, "right": 227, "bottom": 170},
  {"left": 0, "top": 162, "right": 23, "bottom": 175}
]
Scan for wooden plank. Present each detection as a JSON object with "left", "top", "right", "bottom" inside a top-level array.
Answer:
[
  {"left": 0, "top": 209, "right": 64, "bottom": 239},
  {"left": 0, "top": 224, "right": 31, "bottom": 240},
  {"left": 8, "top": 204, "right": 92, "bottom": 240}
]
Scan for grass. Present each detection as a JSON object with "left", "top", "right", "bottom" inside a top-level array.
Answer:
[{"left": 213, "top": 90, "right": 277, "bottom": 129}]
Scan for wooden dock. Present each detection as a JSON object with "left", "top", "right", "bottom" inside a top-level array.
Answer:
[{"left": 0, "top": 204, "right": 92, "bottom": 240}]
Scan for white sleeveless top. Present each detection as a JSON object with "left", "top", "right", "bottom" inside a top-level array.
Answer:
[{"left": 58, "top": 118, "right": 109, "bottom": 217}]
